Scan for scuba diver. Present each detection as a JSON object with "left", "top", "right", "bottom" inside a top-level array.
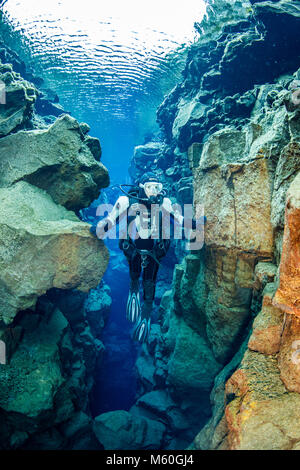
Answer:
[{"left": 90, "top": 173, "right": 203, "bottom": 343}]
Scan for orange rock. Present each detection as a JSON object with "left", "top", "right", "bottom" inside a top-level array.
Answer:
[
  {"left": 193, "top": 134, "right": 274, "bottom": 256},
  {"left": 248, "top": 302, "right": 284, "bottom": 355},
  {"left": 226, "top": 369, "right": 249, "bottom": 397},
  {"left": 253, "top": 262, "right": 277, "bottom": 291},
  {"left": 278, "top": 314, "right": 300, "bottom": 393},
  {"left": 224, "top": 351, "right": 300, "bottom": 450},
  {"left": 273, "top": 172, "right": 300, "bottom": 317},
  {"left": 262, "top": 284, "right": 277, "bottom": 307}
]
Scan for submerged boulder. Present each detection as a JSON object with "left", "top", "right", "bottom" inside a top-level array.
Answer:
[
  {"left": 131, "top": 142, "right": 164, "bottom": 170},
  {"left": 0, "top": 295, "right": 103, "bottom": 449},
  {"left": 84, "top": 282, "right": 112, "bottom": 337},
  {"left": 165, "top": 311, "right": 222, "bottom": 395},
  {"left": 93, "top": 410, "right": 166, "bottom": 450},
  {"left": 0, "top": 114, "right": 109, "bottom": 211},
  {"left": 0, "top": 181, "right": 109, "bottom": 324},
  {"left": 0, "top": 306, "right": 69, "bottom": 420}
]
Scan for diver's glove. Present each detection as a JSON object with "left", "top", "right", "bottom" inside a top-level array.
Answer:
[
  {"left": 126, "top": 279, "right": 141, "bottom": 323},
  {"left": 133, "top": 301, "right": 152, "bottom": 343}
]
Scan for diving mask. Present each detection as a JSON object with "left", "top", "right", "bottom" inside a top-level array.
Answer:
[{"left": 143, "top": 182, "right": 163, "bottom": 198}]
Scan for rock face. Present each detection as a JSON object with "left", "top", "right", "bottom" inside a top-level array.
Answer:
[
  {"left": 0, "top": 292, "right": 107, "bottom": 449},
  {"left": 0, "top": 181, "right": 109, "bottom": 325},
  {"left": 157, "top": 0, "right": 300, "bottom": 153},
  {"left": 248, "top": 298, "right": 283, "bottom": 355},
  {"left": 193, "top": 161, "right": 300, "bottom": 449},
  {"left": 277, "top": 314, "right": 300, "bottom": 394},
  {"left": 165, "top": 311, "right": 221, "bottom": 394},
  {"left": 0, "top": 114, "right": 108, "bottom": 210},
  {"left": 0, "top": 56, "right": 110, "bottom": 449},
  {"left": 189, "top": 125, "right": 276, "bottom": 365},
  {"left": 193, "top": 129, "right": 274, "bottom": 255},
  {"left": 273, "top": 172, "right": 300, "bottom": 317},
  {"left": 0, "top": 40, "right": 71, "bottom": 123},
  {"left": 129, "top": 0, "right": 300, "bottom": 451},
  {"left": 0, "top": 62, "right": 37, "bottom": 136},
  {"left": 225, "top": 350, "right": 300, "bottom": 450},
  {"left": 0, "top": 58, "right": 110, "bottom": 328}
]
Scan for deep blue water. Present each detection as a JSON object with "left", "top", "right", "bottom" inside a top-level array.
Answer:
[{"left": 91, "top": 241, "right": 139, "bottom": 415}]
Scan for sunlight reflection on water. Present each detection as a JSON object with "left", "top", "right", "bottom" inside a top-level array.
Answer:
[
  {"left": 0, "top": 0, "right": 206, "bottom": 127},
  {"left": 0, "top": 0, "right": 206, "bottom": 175}
]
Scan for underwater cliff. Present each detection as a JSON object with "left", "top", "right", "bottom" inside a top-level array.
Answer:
[
  {"left": 122, "top": 0, "right": 300, "bottom": 450},
  {"left": 0, "top": 0, "right": 299, "bottom": 452},
  {"left": 135, "top": 0, "right": 300, "bottom": 450}
]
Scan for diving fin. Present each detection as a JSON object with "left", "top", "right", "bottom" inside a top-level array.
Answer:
[
  {"left": 126, "top": 279, "right": 141, "bottom": 323},
  {"left": 132, "top": 301, "right": 152, "bottom": 343},
  {"left": 133, "top": 317, "right": 151, "bottom": 343}
]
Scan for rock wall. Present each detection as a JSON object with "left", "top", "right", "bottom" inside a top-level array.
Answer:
[
  {"left": 0, "top": 56, "right": 111, "bottom": 449},
  {"left": 128, "top": 0, "right": 300, "bottom": 450}
]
